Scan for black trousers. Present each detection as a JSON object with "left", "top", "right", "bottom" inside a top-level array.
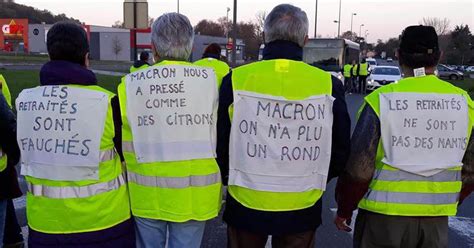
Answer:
[
  {"left": 3, "top": 199, "right": 24, "bottom": 246},
  {"left": 354, "top": 210, "right": 448, "bottom": 248},
  {"left": 227, "top": 225, "right": 315, "bottom": 248},
  {"left": 359, "top": 76, "right": 367, "bottom": 94}
]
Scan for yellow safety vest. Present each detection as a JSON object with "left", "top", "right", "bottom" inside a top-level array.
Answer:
[
  {"left": 229, "top": 59, "right": 332, "bottom": 211},
  {"left": 118, "top": 60, "right": 222, "bottom": 222},
  {"left": 359, "top": 63, "right": 369, "bottom": 76},
  {"left": 130, "top": 64, "right": 150, "bottom": 73},
  {"left": 0, "top": 74, "right": 12, "bottom": 172},
  {"left": 23, "top": 85, "right": 130, "bottom": 234},
  {"left": 194, "top": 58, "right": 230, "bottom": 88},
  {"left": 359, "top": 75, "right": 474, "bottom": 216},
  {"left": 343, "top": 64, "right": 352, "bottom": 78}
]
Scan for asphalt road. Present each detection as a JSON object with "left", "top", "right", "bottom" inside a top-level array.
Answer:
[{"left": 12, "top": 92, "right": 474, "bottom": 247}]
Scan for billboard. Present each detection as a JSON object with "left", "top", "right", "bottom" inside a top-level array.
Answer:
[{"left": 0, "top": 19, "right": 29, "bottom": 52}]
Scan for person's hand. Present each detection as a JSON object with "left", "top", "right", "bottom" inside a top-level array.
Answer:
[{"left": 334, "top": 215, "right": 352, "bottom": 232}]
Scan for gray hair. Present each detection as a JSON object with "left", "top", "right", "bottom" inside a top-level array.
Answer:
[
  {"left": 151, "top": 13, "right": 194, "bottom": 60},
  {"left": 264, "top": 4, "right": 309, "bottom": 47}
]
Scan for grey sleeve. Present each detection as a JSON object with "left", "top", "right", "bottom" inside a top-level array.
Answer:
[
  {"left": 344, "top": 104, "right": 381, "bottom": 182},
  {"left": 462, "top": 131, "right": 474, "bottom": 185}
]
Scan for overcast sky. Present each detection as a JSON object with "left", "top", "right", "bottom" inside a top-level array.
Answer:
[{"left": 15, "top": 0, "right": 474, "bottom": 43}]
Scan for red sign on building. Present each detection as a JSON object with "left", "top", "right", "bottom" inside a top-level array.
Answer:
[{"left": 0, "top": 19, "right": 29, "bottom": 52}]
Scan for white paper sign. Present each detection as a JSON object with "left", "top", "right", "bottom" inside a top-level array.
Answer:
[
  {"left": 229, "top": 91, "right": 334, "bottom": 192},
  {"left": 16, "top": 86, "right": 108, "bottom": 181},
  {"left": 125, "top": 65, "right": 218, "bottom": 163},
  {"left": 380, "top": 93, "right": 469, "bottom": 176}
]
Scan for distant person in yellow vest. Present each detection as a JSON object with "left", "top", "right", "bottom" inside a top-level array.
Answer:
[
  {"left": 343, "top": 62, "right": 352, "bottom": 93},
  {"left": 217, "top": 4, "right": 351, "bottom": 247},
  {"left": 194, "top": 43, "right": 230, "bottom": 88},
  {"left": 335, "top": 25, "right": 474, "bottom": 248},
  {"left": 0, "top": 75, "right": 12, "bottom": 107},
  {"left": 16, "top": 21, "right": 134, "bottom": 248},
  {"left": 357, "top": 58, "right": 369, "bottom": 94},
  {"left": 130, "top": 51, "right": 151, "bottom": 73},
  {"left": 118, "top": 13, "right": 221, "bottom": 248}
]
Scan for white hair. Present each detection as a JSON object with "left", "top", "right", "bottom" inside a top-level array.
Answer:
[
  {"left": 151, "top": 13, "right": 194, "bottom": 60},
  {"left": 264, "top": 4, "right": 309, "bottom": 47}
]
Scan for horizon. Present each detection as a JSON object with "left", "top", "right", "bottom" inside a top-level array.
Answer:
[{"left": 11, "top": 0, "right": 474, "bottom": 43}]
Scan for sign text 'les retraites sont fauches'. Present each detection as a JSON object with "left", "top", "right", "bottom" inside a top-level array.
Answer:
[
  {"left": 229, "top": 91, "right": 335, "bottom": 193},
  {"left": 16, "top": 86, "right": 109, "bottom": 181},
  {"left": 380, "top": 93, "right": 469, "bottom": 176},
  {"left": 125, "top": 65, "right": 218, "bottom": 163}
]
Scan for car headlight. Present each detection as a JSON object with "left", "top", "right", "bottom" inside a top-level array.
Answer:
[{"left": 368, "top": 79, "right": 374, "bottom": 85}]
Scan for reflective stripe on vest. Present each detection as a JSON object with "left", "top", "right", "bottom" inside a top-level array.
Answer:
[
  {"left": 28, "top": 173, "right": 126, "bottom": 199},
  {"left": 99, "top": 149, "right": 117, "bottom": 162},
  {"left": 128, "top": 171, "right": 221, "bottom": 189},
  {"left": 374, "top": 169, "right": 461, "bottom": 182},
  {"left": 365, "top": 190, "right": 458, "bottom": 205}
]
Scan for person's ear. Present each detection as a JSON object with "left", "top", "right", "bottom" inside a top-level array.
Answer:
[
  {"left": 84, "top": 52, "right": 90, "bottom": 68},
  {"left": 303, "top": 35, "right": 309, "bottom": 46},
  {"left": 151, "top": 44, "right": 160, "bottom": 63}
]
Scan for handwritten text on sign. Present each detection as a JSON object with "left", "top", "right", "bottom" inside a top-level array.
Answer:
[
  {"left": 126, "top": 65, "right": 218, "bottom": 163},
  {"left": 379, "top": 93, "right": 469, "bottom": 176},
  {"left": 229, "top": 91, "right": 334, "bottom": 192},
  {"left": 16, "top": 86, "right": 108, "bottom": 181}
]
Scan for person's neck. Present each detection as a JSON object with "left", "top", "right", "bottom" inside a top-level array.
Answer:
[{"left": 402, "top": 66, "right": 436, "bottom": 78}]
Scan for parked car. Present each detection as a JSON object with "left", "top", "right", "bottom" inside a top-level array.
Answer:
[
  {"left": 366, "top": 58, "right": 377, "bottom": 72},
  {"left": 465, "top": 66, "right": 474, "bottom": 72},
  {"left": 386, "top": 57, "right": 393, "bottom": 62},
  {"left": 367, "top": 66, "right": 402, "bottom": 91},
  {"left": 437, "top": 64, "right": 464, "bottom": 80}
]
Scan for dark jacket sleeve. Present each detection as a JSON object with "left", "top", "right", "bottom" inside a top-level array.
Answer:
[
  {"left": 216, "top": 72, "right": 234, "bottom": 185},
  {"left": 111, "top": 96, "right": 124, "bottom": 162},
  {"left": 460, "top": 130, "right": 474, "bottom": 204},
  {"left": 336, "top": 104, "right": 380, "bottom": 218},
  {"left": 0, "top": 94, "right": 20, "bottom": 167},
  {"left": 328, "top": 76, "right": 351, "bottom": 181}
]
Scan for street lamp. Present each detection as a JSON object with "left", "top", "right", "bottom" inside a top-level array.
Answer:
[
  {"left": 226, "top": 7, "right": 231, "bottom": 37},
  {"left": 232, "top": 0, "right": 237, "bottom": 65},
  {"left": 359, "top": 24, "right": 365, "bottom": 38},
  {"left": 350, "top": 13, "right": 357, "bottom": 35},
  {"left": 314, "top": 0, "right": 318, "bottom": 38},
  {"left": 337, "top": 0, "right": 342, "bottom": 38},
  {"left": 334, "top": 20, "right": 339, "bottom": 38},
  {"left": 365, "top": 29, "right": 369, "bottom": 41}
]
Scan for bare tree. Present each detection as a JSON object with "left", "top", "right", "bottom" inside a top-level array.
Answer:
[
  {"left": 255, "top": 11, "right": 267, "bottom": 43},
  {"left": 112, "top": 20, "right": 124, "bottom": 28},
  {"left": 420, "top": 17, "right": 450, "bottom": 35},
  {"left": 112, "top": 36, "right": 123, "bottom": 60}
]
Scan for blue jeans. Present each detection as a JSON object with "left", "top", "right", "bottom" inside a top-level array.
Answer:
[
  {"left": 0, "top": 199, "right": 7, "bottom": 248},
  {"left": 135, "top": 217, "right": 206, "bottom": 248}
]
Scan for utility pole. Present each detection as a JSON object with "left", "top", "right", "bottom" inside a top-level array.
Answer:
[
  {"left": 359, "top": 24, "right": 364, "bottom": 38},
  {"left": 350, "top": 13, "right": 357, "bottom": 37},
  {"left": 177, "top": 0, "right": 180, "bottom": 13},
  {"left": 226, "top": 7, "right": 231, "bottom": 60},
  {"left": 314, "top": 0, "right": 318, "bottom": 38},
  {"left": 337, "top": 0, "right": 342, "bottom": 38},
  {"left": 232, "top": 0, "right": 237, "bottom": 65}
]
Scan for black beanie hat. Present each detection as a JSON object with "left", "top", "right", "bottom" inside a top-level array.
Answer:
[{"left": 399, "top": 25, "right": 439, "bottom": 54}]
